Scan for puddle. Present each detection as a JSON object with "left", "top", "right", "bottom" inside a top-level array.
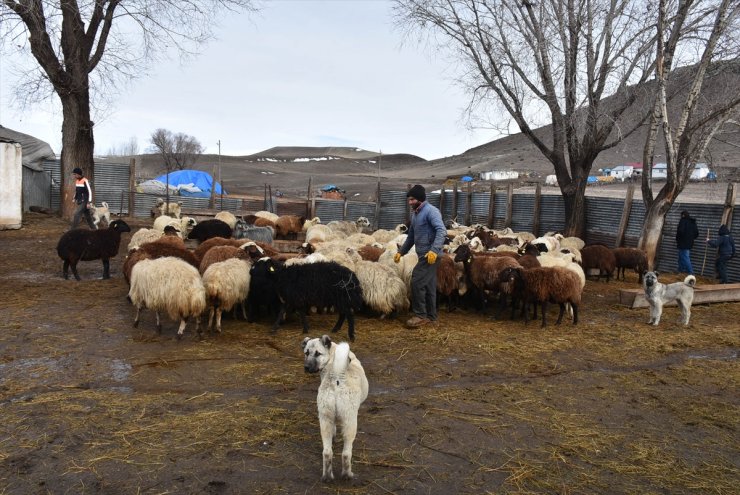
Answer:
[{"left": 688, "top": 349, "right": 738, "bottom": 360}]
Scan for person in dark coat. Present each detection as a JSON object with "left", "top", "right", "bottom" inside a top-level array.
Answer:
[
  {"left": 707, "top": 225, "right": 736, "bottom": 284},
  {"left": 675, "top": 210, "right": 699, "bottom": 275},
  {"left": 70, "top": 167, "right": 96, "bottom": 229}
]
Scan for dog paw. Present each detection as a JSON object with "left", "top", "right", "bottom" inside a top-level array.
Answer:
[{"left": 321, "top": 474, "right": 334, "bottom": 483}]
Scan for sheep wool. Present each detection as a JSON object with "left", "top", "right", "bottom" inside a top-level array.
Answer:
[
  {"left": 202, "top": 258, "right": 252, "bottom": 333},
  {"left": 128, "top": 257, "right": 206, "bottom": 337}
]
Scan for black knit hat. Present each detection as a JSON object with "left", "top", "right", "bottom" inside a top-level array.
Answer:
[
  {"left": 72, "top": 167, "right": 83, "bottom": 175},
  {"left": 407, "top": 184, "right": 426, "bottom": 202}
]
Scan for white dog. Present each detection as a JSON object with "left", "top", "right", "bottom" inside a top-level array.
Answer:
[
  {"left": 90, "top": 201, "right": 111, "bottom": 229},
  {"left": 643, "top": 271, "right": 696, "bottom": 326},
  {"left": 302, "top": 335, "right": 369, "bottom": 482}
]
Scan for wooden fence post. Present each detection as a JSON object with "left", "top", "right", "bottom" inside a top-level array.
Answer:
[
  {"left": 505, "top": 183, "right": 514, "bottom": 228},
  {"left": 128, "top": 158, "right": 136, "bottom": 218},
  {"left": 532, "top": 183, "right": 542, "bottom": 236},
  {"left": 487, "top": 183, "right": 496, "bottom": 228},
  {"left": 439, "top": 185, "right": 446, "bottom": 220},
  {"left": 721, "top": 182, "right": 737, "bottom": 228},
  {"left": 306, "top": 176, "right": 313, "bottom": 219},
  {"left": 614, "top": 183, "right": 635, "bottom": 247},
  {"left": 406, "top": 184, "right": 412, "bottom": 226},
  {"left": 343, "top": 197, "right": 348, "bottom": 220}
]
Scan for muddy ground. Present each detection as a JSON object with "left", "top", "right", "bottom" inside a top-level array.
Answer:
[{"left": 0, "top": 213, "right": 738, "bottom": 494}]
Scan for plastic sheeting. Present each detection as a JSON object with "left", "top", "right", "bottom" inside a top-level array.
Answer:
[{"left": 153, "top": 170, "right": 225, "bottom": 197}]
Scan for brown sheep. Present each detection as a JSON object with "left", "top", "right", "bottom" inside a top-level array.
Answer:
[
  {"left": 499, "top": 266, "right": 582, "bottom": 327},
  {"left": 199, "top": 245, "right": 252, "bottom": 274},
  {"left": 358, "top": 244, "right": 385, "bottom": 262},
  {"left": 123, "top": 239, "right": 199, "bottom": 284},
  {"left": 612, "top": 247, "right": 648, "bottom": 283},
  {"left": 436, "top": 253, "right": 466, "bottom": 311},
  {"left": 581, "top": 244, "right": 617, "bottom": 282},
  {"left": 453, "top": 243, "right": 521, "bottom": 312},
  {"left": 194, "top": 237, "right": 278, "bottom": 263},
  {"left": 275, "top": 214, "right": 306, "bottom": 239}
]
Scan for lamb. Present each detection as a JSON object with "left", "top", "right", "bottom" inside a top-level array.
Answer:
[
  {"left": 275, "top": 214, "right": 306, "bottom": 239},
  {"left": 554, "top": 234, "right": 586, "bottom": 251},
  {"left": 353, "top": 260, "right": 409, "bottom": 317},
  {"left": 155, "top": 198, "right": 182, "bottom": 218},
  {"left": 612, "top": 247, "right": 648, "bottom": 283},
  {"left": 202, "top": 258, "right": 252, "bottom": 334},
  {"left": 270, "top": 261, "right": 364, "bottom": 341},
  {"left": 187, "top": 219, "right": 233, "bottom": 243},
  {"left": 499, "top": 266, "right": 582, "bottom": 327},
  {"left": 56, "top": 219, "right": 131, "bottom": 280},
  {"left": 123, "top": 238, "right": 199, "bottom": 283},
  {"left": 581, "top": 244, "right": 617, "bottom": 282},
  {"left": 90, "top": 201, "right": 111, "bottom": 228},
  {"left": 128, "top": 257, "right": 206, "bottom": 337},
  {"left": 214, "top": 211, "right": 238, "bottom": 229}
]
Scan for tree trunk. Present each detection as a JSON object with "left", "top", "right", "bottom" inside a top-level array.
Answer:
[
  {"left": 60, "top": 92, "right": 95, "bottom": 220},
  {"left": 562, "top": 178, "right": 588, "bottom": 238},
  {"left": 638, "top": 198, "right": 673, "bottom": 270}
]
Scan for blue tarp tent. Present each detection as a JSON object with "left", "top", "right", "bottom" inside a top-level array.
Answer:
[
  {"left": 154, "top": 170, "right": 225, "bottom": 198},
  {"left": 461, "top": 176, "right": 474, "bottom": 182}
]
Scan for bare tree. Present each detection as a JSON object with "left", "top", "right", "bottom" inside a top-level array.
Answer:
[
  {"left": 0, "top": 0, "right": 255, "bottom": 219},
  {"left": 104, "top": 137, "right": 140, "bottom": 157},
  {"left": 149, "top": 129, "right": 205, "bottom": 172},
  {"left": 149, "top": 128, "right": 205, "bottom": 205},
  {"left": 638, "top": 0, "right": 740, "bottom": 267},
  {"left": 394, "top": 0, "right": 659, "bottom": 236}
]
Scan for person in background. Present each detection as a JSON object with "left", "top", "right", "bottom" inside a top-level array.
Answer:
[
  {"left": 395, "top": 184, "right": 446, "bottom": 328},
  {"left": 70, "top": 167, "right": 96, "bottom": 229},
  {"left": 675, "top": 210, "right": 699, "bottom": 274},
  {"left": 706, "top": 225, "right": 736, "bottom": 284}
]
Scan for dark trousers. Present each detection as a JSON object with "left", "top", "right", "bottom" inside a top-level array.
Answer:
[
  {"left": 715, "top": 255, "right": 732, "bottom": 284},
  {"left": 411, "top": 258, "right": 437, "bottom": 321},
  {"left": 71, "top": 201, "right": 96, "bottom": 229}
]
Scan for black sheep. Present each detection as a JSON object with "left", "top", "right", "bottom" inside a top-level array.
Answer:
[
  {"left": 56, "top": 220, "right": 131, "bottom": 280},
  {"left": 271, "top": 261, "right": 364, "bottom": 341},
  {"left": 187, "top": 219, "right": 232, "bottom": 243},
  {"left": 246, "top": 257, "right": 283, "bottom": 323}
]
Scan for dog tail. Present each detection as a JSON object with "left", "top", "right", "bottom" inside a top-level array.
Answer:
[
  {"left": 102, "top": 201, "right": 109, "bottom": 208},
  {"left": 684, "top": 275, "right": 697, "bottom": 287},
  {"left": 332, "top": 342, "right": 351, "bottom": 377}
]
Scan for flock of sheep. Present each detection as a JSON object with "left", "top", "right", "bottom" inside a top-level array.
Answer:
[{"left": 56, "top": 198, "right": 649, "bottom": 339}]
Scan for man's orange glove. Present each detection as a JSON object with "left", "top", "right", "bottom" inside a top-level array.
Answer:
[
  {"left": 425, "top": 251, "right": 437, "bottom": 264},
  {"left": 393, "top": 252, "right": 402, "bottom": 263}
]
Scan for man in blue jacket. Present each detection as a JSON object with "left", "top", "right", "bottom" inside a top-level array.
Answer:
[
  {"left": 707, "top": 225, "right": 736, "bottom": 284},
  {"left": 395, "top": 185, "right": 447, "bottom": 328}
]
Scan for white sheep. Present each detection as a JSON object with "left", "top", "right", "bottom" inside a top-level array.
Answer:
[
  {"left": 302, "top": 216, "right": 321, "bottom": 232},
  {"left": 128, "top": 257, "right": 206, "bottom": 337},
  {"left": 128, "top": 228, "right": 163, "bottom": 252},
  {"left": 370, "top": 224, "right": 407, "bottom": 244},
  {"left": 345, "top": 232, "right": 376, "bottom": 246},
  {"left": 153, "top": 215, "right": 197, "bottom": 238},
  {"left": 214, "top": 211, "right": 238, "bottom": 229},
  {"left": 202, "top": 258, "right": 252, "bottom": 334},
  {"left": 327, "top": 217, "right": 370, "bottom": 236},
  {"left": 254, "top": 211, "right": 279, "bottom": 223},
  {"left": 306, "top": 223, "right": 340, "bottom": 244},
  {"left": 377, "top": 243, "right": 418, "bottom": 291},
  {"left": 353, "top": 259, "right": 409, "bottom": 317},
  {"left": 284, "top": 252, "right": 329, "bottom": 267}
]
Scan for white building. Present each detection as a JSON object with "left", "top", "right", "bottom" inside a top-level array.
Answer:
[
  {"left": 479, "top": 170, "right": 519, "bottom": 181},
  {"left": 690, "top": 162, "right": 710, "bottom": 180},
  {"left": 652, "top": 162, "right": 668, "bottom": 179},
  {"left": 609, "top": 165, "right": 634, "bottom": 181}
]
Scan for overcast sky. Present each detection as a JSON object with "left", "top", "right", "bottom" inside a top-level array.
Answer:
[{"left": 0, "top": 0, "right": 499, "bottom": 160}]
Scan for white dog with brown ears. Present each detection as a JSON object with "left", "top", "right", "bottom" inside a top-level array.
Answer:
[
  {"left": 643, "top": 271, "right": 696, "bottom": 326},
  {"left": 302, "top": 335, "right": 368, "bottom": 482}
]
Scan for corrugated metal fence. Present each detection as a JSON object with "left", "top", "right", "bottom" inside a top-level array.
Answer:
[{"left": 37, "top": 159, "right": 738, "bottom": 281}]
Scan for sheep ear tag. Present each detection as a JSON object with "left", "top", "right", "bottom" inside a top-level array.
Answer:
[
  {"left": 269, "top": 266, "right": 275, "bottom": 272},
  {"left": 468, "top": 257, "right": 472, "bottom": 263}
]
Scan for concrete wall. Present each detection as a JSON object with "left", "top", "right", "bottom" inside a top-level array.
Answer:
[{"left": 0, "top": 142, "right": 23, "bottom": 230}]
